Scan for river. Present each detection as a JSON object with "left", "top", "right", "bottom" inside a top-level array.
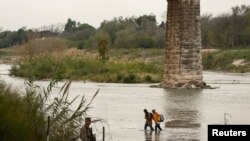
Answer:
[{"left": 0, "top": 64, "right": 250, "bottom": 141}]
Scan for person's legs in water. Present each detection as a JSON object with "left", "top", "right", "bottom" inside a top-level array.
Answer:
[
  {"left": 155, "top": 123, "right": 162, "bottom": 131},
  {"left": 159, "top": 124, "right": 162, "bottom": 130},
  {"left": 158, "top": 123, "right": 162, "bottom": 130},
  {"left": 144, "top": 124, "right": 147, "bottom": 130},
  {"left": 150, "top": 124, "right": 154, "bottom": 131}
]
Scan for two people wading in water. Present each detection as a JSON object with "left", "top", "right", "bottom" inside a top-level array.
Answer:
[{"left": 144, "top": 109, "right": 162, "bottom": 131}]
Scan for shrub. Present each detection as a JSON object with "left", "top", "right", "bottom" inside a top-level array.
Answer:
[
  {"left": 123, "top": 74, "right": 137, "bottom": 83},
  {"left": 144, "top": 75, "right": 152, "bottom": 82},
  {"left": 0, "top": 82, "right": 46, "bottom": 141},
  {"left": 0, "top": 79, "right": 99, "bottom": 141},
  {"left": 94, "top": 32, "right": 110, "bottom": 59},
  {"left": 116, "top": 74, "right": 124, "bottom": 82},
  {"left": 202, "top": 49, "right": 250, "bottom": 72},
  {"left": 18, "top": 37, "right": 68, "bottom": 58},
  {"left": 137, "top": 35, "right": 154, "bottom": 48}
]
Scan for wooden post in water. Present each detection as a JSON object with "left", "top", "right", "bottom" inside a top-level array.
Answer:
[
  {"left": 103, "top": 126, "right": 105, "bottom": 141},
  {"left": 47, "top": 116, "right": 50, "bottom": 141}
]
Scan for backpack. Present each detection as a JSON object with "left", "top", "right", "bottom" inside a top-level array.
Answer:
[{"left": 159, "top": 114, "right": 164, "bottom": 122}]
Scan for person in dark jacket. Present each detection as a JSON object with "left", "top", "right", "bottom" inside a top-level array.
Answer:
[
  {"left": 80, "top": 117, "right": 96, "bottom": 141},
  {"left": 144, "top": 109, "right": 154, "bottom": 131}
]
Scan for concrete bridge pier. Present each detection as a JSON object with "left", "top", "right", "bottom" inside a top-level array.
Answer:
[{"left": 163, "top": 0, "right": 205, "bottom": 88}]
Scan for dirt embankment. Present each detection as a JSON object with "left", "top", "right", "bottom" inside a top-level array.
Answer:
[{"left": 202, "top": 48, "right": 219, "bottom": 53}]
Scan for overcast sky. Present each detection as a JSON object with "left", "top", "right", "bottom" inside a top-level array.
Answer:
[{"left": 1, "top": 0, "right": 250, "bottom": 31}]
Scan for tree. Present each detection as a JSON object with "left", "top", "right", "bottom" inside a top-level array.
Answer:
[
  {"left": 114, "top": 25, "right": 137, "bottom": 48},
  {"left": 95, "top": 32, "right": 110, "bottom": 59},
  {"left": 231, "top": 5, "right": 250, "bottom": 47},
  {"left": 136, "top": 33, "right": 155, "bottom": 48},
  {"left": 17, "top": 27, "right": 28, "bottom": 44},
  {"left": 64, "top": 18, "right": 77, "bottom": 32},
  {"left": 155, "top": 24, "right": 165, "bottom": 48},
  {"left": 159, "top": 21, "right": 165, "bottom": 28},
  {"left": 200, "top": 5, "right": 250, "bottom": 49},
  {"left": 136, "top": 15, "right": 157, "bottom": 35},
  {"left": 201, "top": 13, "right": 213, "bottom": 48},
  {"left": 38, "top": 23, "right": 65, "bottom": 34},
  {"left": 66, "top": 23, "right": 96, "bottom": 41},
  {"left": 135, "top": 15, "right": 157, "bottom": 26},
  {"left": 76, "top": 23, "right": 95, "bottom": 31},
  {"left": 99, "top": 20, "right": 120, "bottom": 44}
]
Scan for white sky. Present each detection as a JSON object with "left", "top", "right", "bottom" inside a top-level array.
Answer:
[{"left": 0, "top": 0, "right": 250, "bottom": 31}]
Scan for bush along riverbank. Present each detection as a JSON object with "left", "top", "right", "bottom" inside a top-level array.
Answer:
[
  {"left": 202, "top": 49, "right": 250, "bottom": 73},
  {"left": 0, "top": 79, "right": 99, "bottom": 141},
  {"left": 10, "top": 54, "right": 164, "bottom": 83},
  {"left": 0, "top": 82, "right": 46, "bottom": 141}
]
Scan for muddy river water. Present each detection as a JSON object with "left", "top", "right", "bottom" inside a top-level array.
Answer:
[{"left": 0, "top": 64, "right": 250, "bottom": 141}]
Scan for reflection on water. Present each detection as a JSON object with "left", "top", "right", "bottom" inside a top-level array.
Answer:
[
  {"left": 1, "top": 64, "right": 250, "bottom": 141},
  {"left": 163, "top": 90, "right": 202, "bottom": 141},
  {"left": 166, "top": 110, "right": 201, "bottom": 128},
  {"left": 144, "top": 131, "right": 161, "bottom": 141},
  {"left": 145, "top": 131, "right": 153, "bottom": 141}
]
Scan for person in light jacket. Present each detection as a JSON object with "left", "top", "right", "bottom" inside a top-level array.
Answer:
[{"left": 152, "top": 109, "right": 162, "bottom": 131}]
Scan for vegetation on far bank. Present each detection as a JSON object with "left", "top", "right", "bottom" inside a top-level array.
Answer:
[
  {"left": 203, "top": 49, "right": 250, "bottom": 73},
  {"left": 9, "top": 38, "right": 163, "bottom": 83},
  {"left": 201, "top": 5, "right": 250, "bottom": 49},
  {"left": 10, "top": 54, "right": 163, "bottom": 83},
  {"left": 4, "top": 37, "right": 250, "bottom": 83}
]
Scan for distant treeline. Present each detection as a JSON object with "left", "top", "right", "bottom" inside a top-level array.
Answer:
[
  {"left": 201, "top": 5, "right": 250, "bottom": 48},
  {"left": 0, "top": 15, "right": 165, "bottom": 49},
  {"left": 0, "top": 5, "right": 250, "bottom": 49},
  {"left": 64, "top": 15, "right": 166, "bottom": 49}
]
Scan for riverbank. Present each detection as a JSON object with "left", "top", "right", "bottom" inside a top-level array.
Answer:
[
  {"left": 0, "top": 48, "right": 21, "bottom": 64},
  {"left": 202, "top": 49, "right": 250, "bottom": 73},
  {"left": 9, "top": 48, "right": 163, "bottom": 83},
  {"left": 0, "top": 66, "right": 95, "bottom": 141},
  {"left": 0, "top": 81, "right": 47, "bottom": 141},
  {"left": 1, "top": 47, "right": 250, "bottom": 82}
]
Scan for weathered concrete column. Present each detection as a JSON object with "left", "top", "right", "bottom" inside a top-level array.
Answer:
[{"left": 163, "top": 0, "right": 203, "bottom": 88}]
